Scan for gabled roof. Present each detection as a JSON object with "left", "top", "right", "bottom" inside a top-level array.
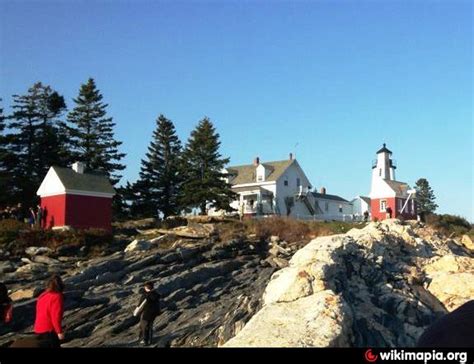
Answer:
[
  {"left": 52, "top": 166, "right": 115, "bottom": 194},
  {"left": 384, "top": 180, "right": 409, "bottom": 195},
  {"left": 36, "top": 166, "right": 115, "bottom": 198},
  {"left": 358, "top": 196, "right": 371, "bottom": 205},
  {"left": 312, "top": 192, "right": 349, "bottom": 203},
  {"left": 227, "top": 159, "right": 295, "bottom": 185},
  {"left": 377, "top": 143, "right": 392, "bottom": 154}
]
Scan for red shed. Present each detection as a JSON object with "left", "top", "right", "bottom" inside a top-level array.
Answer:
[{"left": 36, "top": 162, "right": 115, "bottom": 231}]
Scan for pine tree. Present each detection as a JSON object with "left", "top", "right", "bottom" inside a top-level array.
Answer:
[
  {"left": 36, "top": 90, "right": 67, "bottom": 177},
  {"left": 67, "top": 78, "right": 125, "bottom": 185},
  {"left": 0, "top": 99, "right": 14, "bottom": 205},
  {"left": 133, "top": 115, "right": 182, "bottom": 218},
  {"left": 180, "top": 117, "right": 236, "bottom": 215},
  {"left": 415, "top": 178, "right": 438, "bottom": 221},
  {"left": 8, "top": 82, "right": 68, "bottom": 204}
]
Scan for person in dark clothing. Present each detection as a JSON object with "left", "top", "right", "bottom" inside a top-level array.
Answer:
[
  {"left": 134, "top": 281, "right": 160, "bottom": 346},
  {"left": 386, "top": 206, "right": 393, "bottom": 219},
  {"left": 417, "top": 300, "right": 474, "bottom": 347},
  {"left": 36, "top": 205, "right": 43, "bottom": 228},
  {"left": 363, "top": 210, "right": 369, "bottom": 222},
  {"left": 28, "top": 207, "right": 36, "bottom": 228},
  {"left": 0, "top": 282, "right": 12, "bottom": 325}
]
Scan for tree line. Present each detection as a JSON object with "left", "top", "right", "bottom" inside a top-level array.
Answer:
[{"left": 0, "top": 79, "right": 235, "bottom": 219}]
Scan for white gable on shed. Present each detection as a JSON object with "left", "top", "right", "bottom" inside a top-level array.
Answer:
[{"left": 36, "top": 167, "right": 66, "bottom": 197}]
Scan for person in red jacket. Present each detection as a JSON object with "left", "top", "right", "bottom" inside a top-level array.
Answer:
[{"left": 33, "top": 274, "right": 65, "bottom": 348}]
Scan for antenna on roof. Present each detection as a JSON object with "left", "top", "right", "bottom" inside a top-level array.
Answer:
[{"left": 293, "top": 142, "right": 299, "bottom": 159}]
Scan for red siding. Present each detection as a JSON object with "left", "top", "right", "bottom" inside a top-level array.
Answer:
[
  {"left": 65, "top": 194, "right": 112, "bottom": 231},
  {"left": 40, "top": 194, "right": 112, "bottom": 231},
  {"left": 41, "top": 195, "right": 67, "bottom": 228},
  {"left": 371, "top": 198, "right": 396, "bottom": 221},
  {"left": 371, "top": 197, "right": 417, "bottom": 221}
]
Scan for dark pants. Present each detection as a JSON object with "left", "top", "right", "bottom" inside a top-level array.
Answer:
[
  {"left": 11, "top": 332, "right": 60, "bottom": 348},
  {"left": 36, "top": 332, "right": 61, "bottom": 348},
  {"left": 139, "top": 318, "right": 155, "bottom": 344}
]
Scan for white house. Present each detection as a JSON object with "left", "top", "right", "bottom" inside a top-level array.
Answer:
[
  {"left": 220, "top": 155, "right": 353, "bottom": 221},
  {"left": 312, "top": 188, "right": 354, "bottom": 221},
  {"left": 351, "top": 195, "right": 371, "bottom": 220},
  {"left": 224, "top": 154, "right": 315, "bottom": 218}
]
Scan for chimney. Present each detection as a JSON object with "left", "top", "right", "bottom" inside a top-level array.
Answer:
[
  {"left": 72, "top": 161, "right": 85, "bottom": 174},
  {"left": 320, "top": 187, "right": 326, "bottom": 195},
  {"left": 253, "top": 157, "right": 260, "bottom": 166},
  {"left": 289, "top": 153, "right": 293, "bottom": 160}
]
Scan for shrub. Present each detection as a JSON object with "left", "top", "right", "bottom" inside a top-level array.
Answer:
[
  {"left": 426, "top": 214, "right": 472, "bottom": 237},
  {"left": 241, "top": 217, "right": 362, "bottom": 244},
  {"left": 0, "top": 219, "right": 29, "bottom": 245}
]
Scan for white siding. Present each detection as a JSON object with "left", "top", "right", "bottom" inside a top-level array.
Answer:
[{"left": 36, "top": 168, "right": 66, "bottom": 197}]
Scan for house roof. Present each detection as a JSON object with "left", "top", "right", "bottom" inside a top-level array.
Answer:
[
  {"left": 358, "top": 196, "right": 371, "bottom": 205},
  {"left": 377, "top": 143, "right": 392, "bottom": 154},
  {"left": 226, "top": 159, "right": 295, "bottom": 185},
  {"left": 52, "top": 166, "right": 115, "bottom": 195},
  {"left": 312, "top": 192, "right": 349, "bottom": 203},
  {"left": 384, "top": 180, "right": 409, "bottom": 195}
]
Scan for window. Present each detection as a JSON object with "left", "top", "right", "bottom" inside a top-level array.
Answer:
[
  {"left": 284, "top": 180, "right": 288, "bottom": 186},
  {"left": 380, "top": 200, "right": 387, "bottom": 212},
  {"left": 339, "top": 205, "right": 343, "bottom": 213},
  {"left": 325, "top": 202, "right": 329, "bottom": 212},
  {"left": 296, "top": 178, "right": 301, "bottom": 187},
  {"left": 379, "top": 169, "right": 382, "bottom": 177},
  {"left": 257, "top": 175, "right": 263, "bottom": 182}
]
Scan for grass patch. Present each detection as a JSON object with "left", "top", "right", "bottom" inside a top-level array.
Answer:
[
  {"left": 216, "top": 217, "right": 367, "bottom": 244},
  {"left": 426, "top": 214, "right": 473, "bottom": 238}
]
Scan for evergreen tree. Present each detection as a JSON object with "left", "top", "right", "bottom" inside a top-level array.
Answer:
[
  {"left": 180, "top": 117, "right": 236, "bottom": 215},
  {"left": 67, "top": 78, "right": 125, "bottom": 185},
  {"left": 133, "top": 115, "right": 182, "bottom": 218},
  {"left": 415, "top": 178, "right": 438, "bottom": 221},
  {"left": 113, "top": 182, "right": 135, "bottom": 220},
  {"left": 0, "top": 99, "right": 14, "bottom": 205},
  {"left": 36, "top": 90, "right": 67, "bottom": 177},
  {"left": 8, "top": 82, "right": 68, "bottom": 204}
]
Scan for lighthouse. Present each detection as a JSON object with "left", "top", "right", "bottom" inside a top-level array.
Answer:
[{"left": 369, "top": 144, "right": 417, "bottom": 221}]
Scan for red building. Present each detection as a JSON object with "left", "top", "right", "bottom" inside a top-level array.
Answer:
[
  {"left": 369, "top": 144, "right": 417, "bottom": 221},
  {"left": 36, "top": 162, "right": 115, "bottom": 231}
]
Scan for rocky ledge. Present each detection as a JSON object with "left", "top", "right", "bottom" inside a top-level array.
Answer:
[
  {"left": 223, "top": 219, "right": 474, "bottom": 347},
  {"left": 0, "top": 234, "right": 286, "bottom": 347}
]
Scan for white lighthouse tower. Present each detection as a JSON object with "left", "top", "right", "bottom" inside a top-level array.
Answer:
[{"left": 371, "top": 143, "right": 396, "bottom": 188}]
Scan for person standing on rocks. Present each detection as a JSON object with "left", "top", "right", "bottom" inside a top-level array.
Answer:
[
  {"left": 28, "top": 207, "right": 36, "bottom": 228},
  {"left": 33, "top": 274, "right": 65, "bottom": 347},
  {"left": 36, "top": 204, "right": 43, "bottom": 228},
  {"left": 134, "top": 281, "right": 161, "bottom": 346},
  {"left": 363, "top": 210, "right": 369, "bottom": 222},
  {"left": 0, "top": 282, "right": 12, "bottom": 325}
]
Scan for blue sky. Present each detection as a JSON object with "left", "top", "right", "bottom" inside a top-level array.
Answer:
[{"left": 1, "top": 0, "right": 472, "bottom": 220}]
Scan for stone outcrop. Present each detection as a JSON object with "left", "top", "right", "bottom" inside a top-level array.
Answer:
[
  {"left": 224, "top": 220, "right": 474, "bottom": 347},
  {"left": 1, "top": 219, "right": 472, "bottom": 348},
  {"left": 0, "top": 237, "right": 275, "bottom": 347}
]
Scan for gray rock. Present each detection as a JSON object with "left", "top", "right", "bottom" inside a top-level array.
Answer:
[
  {"left": 25, "top": 246, "right": 53, "bottom": 256},
  {"left": 0, "top": 261, "right": 15, "bottom": 274},
  {"left": 32, "top": 255, "right": 60, "bottom": 265},
  {"left": 124, "top": 239, "right": 151, "bottom": 253}
]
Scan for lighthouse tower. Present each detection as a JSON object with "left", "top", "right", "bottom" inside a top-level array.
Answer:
[
  {"left": 371, "top": 143, "right": 396, "bottom": 187},
  {"left": 369, "top": 144, "right": 417, "bottom": 221}
]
